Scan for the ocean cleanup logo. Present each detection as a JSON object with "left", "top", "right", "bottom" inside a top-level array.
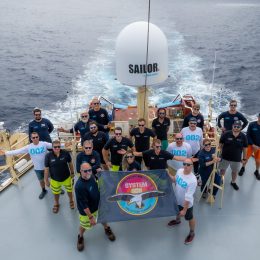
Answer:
[{"left": 108, "top": 173, "right": 165, "bottom": 216}]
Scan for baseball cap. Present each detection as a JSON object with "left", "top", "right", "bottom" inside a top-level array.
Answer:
[
  {"left": 233, "top": 120, "right": 242, "bottom": 126},
  {"left": 189, "top": 117, "right": 197, "bottom": 123}
]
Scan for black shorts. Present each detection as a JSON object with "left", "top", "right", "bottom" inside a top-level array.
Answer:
[{"left": 178, "top": 205, "right": 193, "bottom": 221}]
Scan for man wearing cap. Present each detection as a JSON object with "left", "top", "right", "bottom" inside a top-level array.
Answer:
[
  {"left": 75, "top": 163, "right": 115, "bottom": 251},
  {"left": 167, "top": 133, "right": 192, "bottom": 174},
  {"left": 217, "top": 100, "right": 248, "bottom": 132},
  {"left": 181, "top": 118, "right": 203, "bottom": 180},
  {"left": 152, "top": 108, "right": 171, "bottom": 150},
  {"left": 219, "top": 121, "right": 248, "bottom": 190},
  {"left": 239, "top": 113, "right": 260, "bottom": 180},
  {"left": 182, "top": 103, "right": 204, "bottom": 129},
  {"left": 29, "top": 108, "right": 54, "bottom": 143}
]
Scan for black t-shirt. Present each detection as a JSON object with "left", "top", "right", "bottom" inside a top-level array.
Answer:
[
  {"left": 247, "top": 121, "right": 260, "bottom": 146},
  {"left": 217, "top": 111, "right": 248, "bottom": 131},
  {"left": 89, "top": 108, "right": 109, "bottom": 132},
  {"left": 75, "top": 176, "right": 100, "bottom": 215},
  {"left": 220, "top": 131, "right": 248, "bottom": 162},
  {"left": 83, "top": 131, "right": 108, "bottom": 155},
  {"left": 182, "top": 113, "right": 204, "bottom": 129},
  {"left": 198, "top": 148, "right": 216, "bottom": 176},
  {"left": 142, "top": 149, "right": 174, "bottom": 170},
  {"left": 130, "top": 127, "right": 155, "bottom": 151},
  {"left": 76, "top": 151, "right": 101, "bottom": 174},
  {"left": 103, "top": 137, "right": 134, "bottom": 166},
  {"left": 152, "top": 117, "right": 170, "bottom": 140},
  {"left": 45, "top": 150, "right": 72, "bottom": 182}
]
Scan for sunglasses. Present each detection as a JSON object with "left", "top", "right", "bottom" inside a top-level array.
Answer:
[
  {"left": 53, "top": 146, "right": 61, "bottom": 149},
  {"left": 93, "top": 102, "right": 100, "bottom": 105},
  {"left": 189, "top": 122, "right": 197, "bottom": 125},
  {"left": 90, "top": 126, "right": 97, "bottom": 129},
  {"left": 83, "top": 169, "right": 92, "bottom": 173},
  {"left": 155, "top": 145, "right": 162, "bottom": 148},
  {"left": 230, "top": 104, "right": 237, "bottom": 107},
  {"left": 159, "top": 112, "right": 165, "bottom": 115},
  {"left": 233, "top": 125, "right": 241, "bottom": 129},
  {"left": 84, "top": 146, "right": 92, "bottom": 150},
  {"left": 31, "top": 136, "right": 39, "bottom": 139},
  {"left": 138, "top": 124, "right": 145, "bottom": 127},
  {"left": 115, "top": 133, "right": 122, "bottom": 136},
  {"left": 176, "top": 138, "right": 183, "bottom": 141},
  {"left": 204, "top": 143, "right": 211, "bottom": 147},
  {"left": 183, "top": 162, "right": 192, "bottom": 166},
  {"left": 34, "top": 113, "right": 41, "bottom": 116},
  {"left": 126, "top": 155, "right": 134, "bottom": 159},
  {"left": 81, "top": 115, "right": 88, "bottom": 118},
  {"left": 193, "top": 108, "right": 200, "bottom": 111}
]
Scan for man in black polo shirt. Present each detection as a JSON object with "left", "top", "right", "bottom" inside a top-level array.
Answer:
[
  {"left": 76, "top": 140, "right": 102, "bottom": 179},
  {"left": 134, "top": 139, "right": 184, "bottom": 170},
  {"left": 44, "top": 140, "right": 75, "bottom": 213},
  {"left": 102, "top": 127, "right": 135, "bottom": 171},
  {"left": 82, "top": 121, "right": 108, "bottom": 169},
  {"left": 75, "top": 163, "right": 115, "bottom": 251},
  {"left": 219, "top": 121, "right": 248, "bottom": 190},
  {"left": 217, "top": 99, "right": 248, "bottom": 132},
  {"left": 182, "top": 103, "right": 204, "bottom": 129},
  {"left": 89, "top": 97, "right": 111, "bottom": 137},
  {"left": 152, "top": 108, "right": 171, "bottom": 150},
  {"left": 130, "top": 118, "right": 156, "bottom": 165}
]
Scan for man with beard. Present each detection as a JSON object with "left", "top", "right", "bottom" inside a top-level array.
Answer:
[
  {"left": 182, "top": 103, "right": 204, "bottom": 129},
  {"left": 219, "top": 121, "right": 248, "bottom": 190},
  {"left": 29, "top": 108, "right": 54, "bottom": 143},
  {"left": 82, "top": 121, "right": 108, "bottom": 169},
  {"left": 152, "top": 108, "right": 171, "bottom": 150},
  {"left": 102, "top": 127, "right": 135, "bottom": 171}
]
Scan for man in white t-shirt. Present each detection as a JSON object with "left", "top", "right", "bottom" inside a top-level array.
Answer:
[
  {"left": 181, "top": 117, "right": 203, "bottom": 179},
  {"left": 167, "top": 133, "right": 192, "bottom": 174},
  {"left": 167, "top": 158, "right": 197, "bottom": 245},
  {"left": 0, "top": 132, "right": 52, "bottom": 199}
]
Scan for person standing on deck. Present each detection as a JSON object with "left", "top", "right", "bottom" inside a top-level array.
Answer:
[
  {"left": 167, "top": 133, "right": 192, "bottom": 175},
  {"left": 75, "top": 163, "right": 116, "bottom": 252},
  {"left": 0, "top": 132, "right": 52, "bottom": 199},
  {"left": 217, "top": 100, "right": 248, "bottom": 132},
  {"left": 219, "top": 121, "right": 248, "bottom": 190},
  {"left": 76, "top": 140, "right": 102, "bottom": 179},
  {"left": 152, "top": 108, "right": 170, "bottom": 150},
  {"left": 167, "top": 158, "right": 197, "bottom": 245},
  {"left": 82, "top": 121, "right": 108, "bottom": 169},
  {"left": 29, "top": 108, "right": 54, "bottom": 143},
  {"left": 89, "top": 97, "right": 111, "bottom": 138},
  {"left": 182, "top": 103, "right": 204, "bottom": 129},
  {"left": 181, "top": 117, "right": 203, "bottom": 181},
  {"left": 239, "top": 113, "right": 260, "bottom": 180},
  {"left": 134, "top": 139, "right": 184, "bottom": 170},
  {"left": 102, "top": 127, "right": 135, "bottom": 171},
  {"left": 44, "top": 140, "right": 75, "bottom": 213},
  {"left": 130, "top": 118, "right": 156, "bottom": 165}
]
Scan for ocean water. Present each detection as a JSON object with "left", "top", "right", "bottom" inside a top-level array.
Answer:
[{"left": 0, "top": 0, "right": 259, "bottom": 132}]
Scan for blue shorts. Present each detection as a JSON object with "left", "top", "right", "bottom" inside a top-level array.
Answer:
[{"left": 34, "top": 170, "right": 44, "bottom": 181}]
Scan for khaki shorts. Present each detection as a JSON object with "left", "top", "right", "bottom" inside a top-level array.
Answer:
[{"left": 219, "top": 159, "right": 241, "bottom": 173}]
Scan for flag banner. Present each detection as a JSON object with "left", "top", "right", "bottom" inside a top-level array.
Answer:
[{"left": 97, "top": 170, "right": 179, "bottom": 223}]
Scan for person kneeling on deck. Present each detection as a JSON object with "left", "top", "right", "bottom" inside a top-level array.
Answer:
[
  {"left": 167, "top": 158, "right": 197, "bottom": 245},
  {"left": 102, "top": 127, "right": 135, "bottom": 171},
  {"left": 75, "top": 163, "right": 116, "bottom": 251},
  {"left": 44, "top": 140, "right": 75, "bottom": 213}
]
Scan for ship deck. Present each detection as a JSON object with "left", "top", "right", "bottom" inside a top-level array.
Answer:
[{"left": 0, "top": 157, "right": 259, "bottom": 260}]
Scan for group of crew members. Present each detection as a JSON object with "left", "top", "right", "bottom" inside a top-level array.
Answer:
[{"left": 1, "top": 97, "right": 259, "bottom": 250}]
